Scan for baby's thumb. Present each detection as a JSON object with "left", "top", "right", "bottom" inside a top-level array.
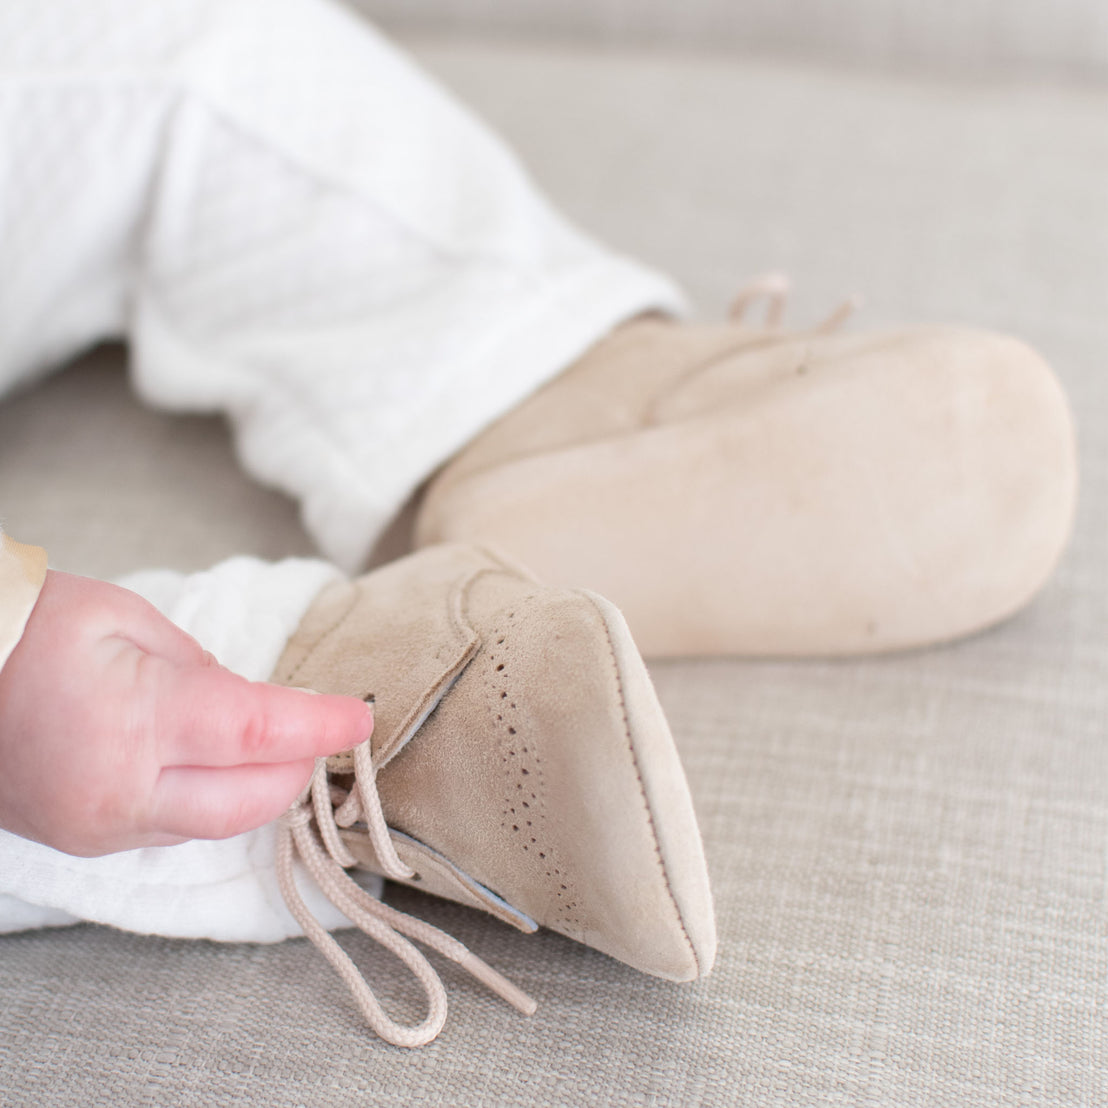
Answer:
[{"left": 157, "top": 661, "right": 374, "bottom": 769}]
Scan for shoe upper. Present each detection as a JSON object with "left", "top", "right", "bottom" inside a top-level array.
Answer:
[
  {"left": 414, "top": 317, "right": 1078, "bottom": 658},
  {"left": 272, "top": 543, "right": 717, "bottom": 984}
]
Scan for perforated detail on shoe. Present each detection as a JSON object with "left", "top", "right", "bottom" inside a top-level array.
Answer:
[{"left": 486, "top": 602, "right": 584, "bottom": 935}]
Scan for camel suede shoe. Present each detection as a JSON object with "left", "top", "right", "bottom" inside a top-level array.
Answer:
[
  {"left": 414, "top": 293, "right": 1077, "bottom": 658},
  {"left": 270, "top": 543, "right": 714, "bottom": 1048}
]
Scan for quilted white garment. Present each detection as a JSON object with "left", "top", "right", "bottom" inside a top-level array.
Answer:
[
  {"left": 0, "top": 0, "right": 683, "bottom": 939},
  {"left": 0, "top": 0, "right": 683, "bottom": 572}
]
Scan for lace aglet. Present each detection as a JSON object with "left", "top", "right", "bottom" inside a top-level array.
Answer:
[{"left": 459, "top": 951, "right": 538, "bottom": 1016}]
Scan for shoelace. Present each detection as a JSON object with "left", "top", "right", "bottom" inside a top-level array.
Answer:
[
  {"left": 275, "top": 274, "right": 850, "bottom": 1047},
  {"left": 276, "top": 739, "right": 536, "bottom": 1049},
  {"left": 729, "top": 272, "right": 861, "bottom": 333}
]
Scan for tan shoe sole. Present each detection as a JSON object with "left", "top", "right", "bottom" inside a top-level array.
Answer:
[{"left": 415, "top": 323, "right": 1077, "bottom": 657}]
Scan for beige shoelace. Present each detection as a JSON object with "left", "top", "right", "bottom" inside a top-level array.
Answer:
[
  {"left": 276, "top": 740, "right": 536, "bottom": 1049},
  {"left": 275, "top": 276, "right": 851, "bottom": 1047},
  {"left": 729, "top": 272, "right": 861, "bottom": 333}
]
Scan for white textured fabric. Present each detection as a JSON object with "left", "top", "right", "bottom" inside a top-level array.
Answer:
[
  {"left": 0, "top": 0, "right": 684, "bottom": 572},
  {"left": 117, "top": 556, "right": 342, "bottom": 684},
  {"left": 0, "top": 554, "right": 372, "bottom": 940}
]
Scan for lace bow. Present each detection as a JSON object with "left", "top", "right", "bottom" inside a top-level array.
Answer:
[{"left": 276, "top": 740, "right": 536, "bottom": 1049}]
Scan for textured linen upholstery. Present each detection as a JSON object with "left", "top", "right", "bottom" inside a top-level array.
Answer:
[
  {"left": 354, "top": 0, "right": 1108, "bottom": 79},
  {"left": 1, "top": 31, "right": 1106, "bottom": 1107}
]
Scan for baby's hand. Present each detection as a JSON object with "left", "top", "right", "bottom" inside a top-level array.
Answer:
[{"left": 0, "top": 570, "right": 373, "bottom": 856}]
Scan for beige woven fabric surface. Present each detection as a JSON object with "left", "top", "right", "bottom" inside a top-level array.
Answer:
[
  {"left": 1, "top": 35, "right": 1106, "bottom": 1107},
  {"left": 354, "top": 0, "right": 1108, "bottom": 79}
]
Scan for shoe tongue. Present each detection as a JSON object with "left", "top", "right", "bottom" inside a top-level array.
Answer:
[{"left": 271, "top": 546, "right": 489, "bottom": 767}]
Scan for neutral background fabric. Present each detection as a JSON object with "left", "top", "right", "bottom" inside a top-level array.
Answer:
[
  {"left": 353, "top": 0, "right": 1108, "bottom": 80},
  {"left": 1, "top": 17, "right": 1107, "bottom": 1108}
]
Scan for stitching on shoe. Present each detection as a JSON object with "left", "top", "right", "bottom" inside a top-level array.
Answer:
[
  {"left": 643, "top": 329, "right": 798, "bottom": 426},
  {"left": 590, "top": 596, "right": 700, "bottom": 974},
  {"left": 643, "top": 312, "right": 902, "bottom": 424},
  {"left": 487, "top": 608, "right": 583, "bottom": 933},
  {"left": 652, "top": 326, "right": 908, "bottom": 424},
  {"left": 428, "top": 331, "right": 782, "bottom": 498},
  {"left": 288, "top": 548, "right": 492, "bottom": 690},
  {"left": 458, "top": 561, "right": 584, "bottom": 933},
  {"left": 373, "top": 563, "right": 483, "bottom": 769}
]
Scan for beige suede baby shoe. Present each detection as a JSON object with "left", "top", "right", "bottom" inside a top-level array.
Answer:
[
  {"left": 271, "top": 543, "right": 714, "bottom": 1048},
  {"left": 414, "top": 283, "right": 1078, "bottom": 658}
]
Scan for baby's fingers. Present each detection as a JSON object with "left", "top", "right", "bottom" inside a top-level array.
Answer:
[
  {"left": 150, "top": 760, "right": 317, "bottom": 841},
  {"left": 156, "top": 661, "right": 373, "bottom": 769}
]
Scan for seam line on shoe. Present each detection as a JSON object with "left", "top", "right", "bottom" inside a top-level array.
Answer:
[
  {"left": 645, "top": 320, "right": 910, "bottom": 419},
  {"left": 424, "top": 329, "right": 801, "bottom": 510},
  {"left": 643, "top": 328, "right": 796, "bottom": 425},
  {"left": 590, "top": 596, "right": 700, "bottom": 975}
]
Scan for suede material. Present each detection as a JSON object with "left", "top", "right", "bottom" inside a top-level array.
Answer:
[
  {"left": 270, "top": 543, "right": 715, "bottom": 982},
  {"left": 273, "top": 547, "right": 486, "bottom": 767},
  {"left": 580, "top": 588, "right": 716, "bottom": 977},
  {"left": 414, "top": 320, "right": 1077, "bottom": 657},
  {"left": 417, "top": 318, "right": 768, "bottom": 481}
]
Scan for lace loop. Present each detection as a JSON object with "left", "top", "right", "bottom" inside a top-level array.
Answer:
[
  {"left": 729, "top": 272, "right": 861, "bottom": 334},
  {"left": 276, "top": 747, "right": 537, "bottom": 1048},
  {"left": 353, "top": 741, "right": 414, "bottom": 882},
  {"left": 729, "top": 271, "right": 791, "bottom": 327}
]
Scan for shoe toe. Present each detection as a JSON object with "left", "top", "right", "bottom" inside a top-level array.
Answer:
[{"left": 377, "top": 553, "right": 717, "bottom": 980}]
